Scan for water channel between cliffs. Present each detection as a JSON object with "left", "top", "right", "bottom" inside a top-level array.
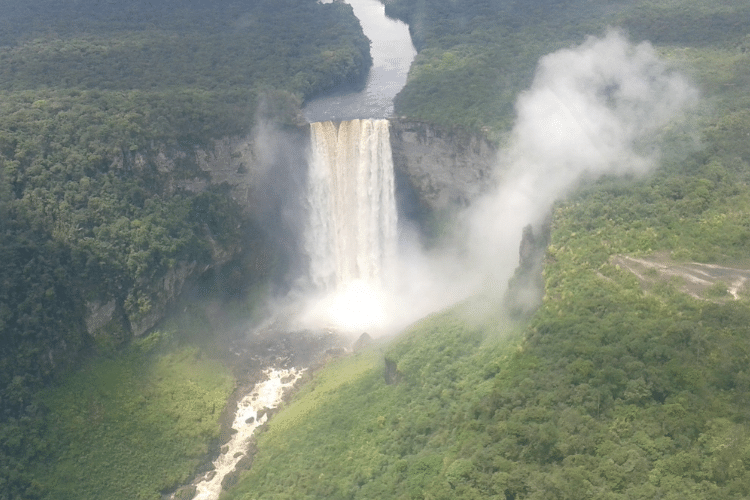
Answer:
[{"left": 303, "top": 0, "right": 416, "bottom": 122}]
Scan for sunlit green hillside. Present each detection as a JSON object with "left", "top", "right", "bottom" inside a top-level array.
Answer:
[
  {"left": 225, "top": 305, "right": 526, "bottom": 500},
  {"left": 227, "top": 279, "right": 750, "bottom": 497},
  {"left": 32, "top": 333, "right": 234, "bottom": 500}
]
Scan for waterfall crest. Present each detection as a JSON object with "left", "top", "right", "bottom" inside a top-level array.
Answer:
[{"left": 306, "top": 118, "right": 397, "bottom": 293}]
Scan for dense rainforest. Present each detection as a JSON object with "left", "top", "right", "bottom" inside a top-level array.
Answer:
[
  {"left": 387, "top": 0, "right": 750, "bottom": 137},
  {"left": 1, "top": 0, "right": 750, "bottom": 499}
]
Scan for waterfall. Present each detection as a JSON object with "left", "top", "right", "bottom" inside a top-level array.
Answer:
[
  {"left": 301, "top": 119, "right": 397, "bottom": 333},
  {"left": 306, "top": 118, "right": 397, "bottom": 292}
]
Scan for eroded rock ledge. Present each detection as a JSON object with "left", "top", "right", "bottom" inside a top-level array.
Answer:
[{"left": 390, "top": 119, "right": 497, "bottom": 211}]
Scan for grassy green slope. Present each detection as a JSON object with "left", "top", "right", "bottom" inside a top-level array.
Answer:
[
  {"left": 226, "top": 270, "right": 750, "bottom": 498},
  {"left": 224, "top": 307, "right": 527, "bottom": 500},
  {"left": 6, "top": 297, "right": 275, "bottom": 500},
  {"left": 33, "top": 335, "right": 234, "bottom": 500}
]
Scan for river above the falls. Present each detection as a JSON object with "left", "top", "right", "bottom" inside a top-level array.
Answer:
[{"left": 302, "top": 0, "right": 416, "bottom": 122}]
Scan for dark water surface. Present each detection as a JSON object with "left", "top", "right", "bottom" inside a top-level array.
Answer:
[{"left": 302, "top": 0, "right": 416, "bottom": 122}]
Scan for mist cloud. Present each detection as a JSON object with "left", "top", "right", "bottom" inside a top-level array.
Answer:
[{"left": 465, "top": 30, "right": 698, "bottom": 291}]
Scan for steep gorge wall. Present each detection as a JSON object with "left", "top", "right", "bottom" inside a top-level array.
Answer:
[
  {"left": 86, "top": 120, "right": 495, "bottom": 340},
  {"left": 389, "top": 119, "right": 497, "bottom": 212},
  {"left": 85, "top": 125, "right": 310, "bottom": 340}
]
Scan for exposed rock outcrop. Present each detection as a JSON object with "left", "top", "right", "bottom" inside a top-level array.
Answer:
[
  {"left": 384, "top": 355, "right": 401, "bottom": 385},
  {"left": 194, "top": 125, "right": 309, "bottom": 218},
  {"left": 85, "top": 299, "right": 118, "bottom": 337},
  {"left": 389, "top": 119, "right": 497, "bottom": 212},
  {"left": 504, "top": 222, "right": 550, "bottom": 318},
  {"left": 127, "top": 260, "right": 198, "bottom": 337},
  {"left": 84, "top": 125, "right": 309, "bottom": 341}
]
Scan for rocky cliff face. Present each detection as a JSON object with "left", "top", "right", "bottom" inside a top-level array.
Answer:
[
  {"left": 191, "top": 124, "right": 311, "bottom": 288},
  {"left": 389, "top": 119, "right": 497, "bottom": 212},
  {"left": 181, "top": 119, "right": 496, "bottom": 259},
  {"left": 189, "top": 126, "right": 307, "bottom": 217},
  {"left": 85, "top": 124, "right": 310, "bottom": 341},
  {"left": 85, "top": 120, "right": 495, "bottom": 340}
]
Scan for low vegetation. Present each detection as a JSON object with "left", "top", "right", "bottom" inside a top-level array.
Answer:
[
  {"left": 43, "top": 341, "right": 231, "bottom": 499},
  {"left": 223, "top": 257, "right": 750, "bottom": 499},
  {"left": 224, "top": 306, "right": 524, "bottom": 500},
  {"left": 26, "top": 330, "right": 233, "bottom": 500}
]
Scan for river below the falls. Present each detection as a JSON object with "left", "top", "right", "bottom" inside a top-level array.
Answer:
[{"left": 191, "top": 368, "right": 304, "bottom": 500}]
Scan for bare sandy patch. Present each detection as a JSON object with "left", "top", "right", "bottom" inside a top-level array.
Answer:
[{"left": 611, "top": 253, "right": 750, "bottom": 301}]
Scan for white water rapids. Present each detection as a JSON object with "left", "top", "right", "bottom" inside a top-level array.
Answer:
[{"left": 191, "top": 368, "right": 304, "bottom": 500}]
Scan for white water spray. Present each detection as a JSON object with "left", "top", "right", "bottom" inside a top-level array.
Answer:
[{"left": 296, "top": 32, "right": 698, "bottom": 337}]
